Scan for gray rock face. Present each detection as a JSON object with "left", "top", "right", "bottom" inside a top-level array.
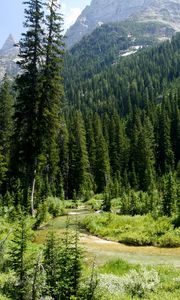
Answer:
[
  {"left": 133, "top": 0, "right": 180, "bottom": 31},
  {"left": 0, "top": 34, "right": 19, "bottom": 81},
  {"left": 0, "top": 34, "right": 19, "bottom": 57},
  {"left": 66, "top": 0, "right": 180, "bottom": 48}
]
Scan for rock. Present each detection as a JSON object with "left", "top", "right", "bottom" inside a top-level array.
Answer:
[
  {"left": 66, "top": 0, "right": 180, "bottom": 48},
  {"left": 0, "top": 34, "right": 19, "bottom": 81}
]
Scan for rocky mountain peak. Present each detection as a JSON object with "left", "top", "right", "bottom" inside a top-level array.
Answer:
[
  {"left": 66, "top": 0, "right": 180, "bottom": 49},
  {"left": 0, "top": 34, "right": 18, "bottom": 57},
  {"left": 0, "top": 35, "right": 19, "bottom": 81}
]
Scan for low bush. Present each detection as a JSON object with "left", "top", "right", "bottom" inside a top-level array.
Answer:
[
  {"left": 86, "top": 194, "right": 104, "bottom": 211},
  {"left": 98, "top": 273, "right": 124, "bottom": 296},
  {"left": 81, "top": 213, "right": 180, "bottom": 247},
  {"left": 47, "top": 196, "right": 65, "bottom": 217},
  {"left": 157, "top": 229, "right": 180, "bottom": 247},
  {"left": 119, "top": 232, "right": 152, "bottom": 246},
  {"left": 122, "top": 268, "right": 160, "bottom": 298},
  {"left": 98, "top": 268, "right": 160, "bottom": 299}
]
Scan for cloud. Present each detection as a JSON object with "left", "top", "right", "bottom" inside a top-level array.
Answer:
[
  {"left": 64, "top": 7, "right": 82, "bottom": 30},
  {"left": 61, "top": 2, "right": 67, "bottom": 13}
]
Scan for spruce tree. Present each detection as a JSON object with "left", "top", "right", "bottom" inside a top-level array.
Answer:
[
  {"left": 37, "top": 0, "right": 64, "bottom": 197},
  {"left": 93, "top": 114, "right": 110, "bottom": 193},
  {"left": 12, "top": 0, "right": 44, "bottom": 213},
  {"left": 68, "top": 111, "right": 92, "bottom": 199},
  {"left": 0, "top": 76, "right": 13, "bottom": 195},
  {"left": 58, "top": 117, "right": 69, "bottom": 198},
  {"left": 9, "top": 216, "right": 32, "bottom": 300},
  {"left": 157, "top": 107, "right": 174, "bottom": 174},
  {"left": 12, "top": 0, "right": 64, "bottom": 212},
  {"left": 43, "top": 231, "right": 60, "bottom": 299},
  {"left": 44, "top": 227, "right": 82, "bottom": 300},
  {"left": 162, "top": 172, "right": 177, "bottom": 216}
]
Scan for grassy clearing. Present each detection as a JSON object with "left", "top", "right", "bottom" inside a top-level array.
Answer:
[
  {"left": 96, "top": 259, "right": 180, "bottom": 300},
  {"left": 98, "top": 259, "right": 139, "bottom": 276},
  {"left": 82, "top": 213, "right": 180, "bottom": 247},
  {"left": 33, "top": 208, "right": 180, "bottom": 299}
]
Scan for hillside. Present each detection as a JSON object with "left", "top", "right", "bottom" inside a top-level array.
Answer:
[
  {"left": 66, "top": 0, "right": 180, "bottom": 48},
  {"left": 1, "top": 2, "right": 180, "bottom": 300},
  {"left": 64, "top": 21, "right": 174, "bottom": 89},
  {"left": 64, "top": 29, "right": 180, "bottom": 115}
]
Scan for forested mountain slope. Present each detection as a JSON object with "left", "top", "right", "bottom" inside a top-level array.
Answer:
[
  {"left": 66, "top": 0, "right": 180, "bottom": 48},
  {"left": 0, "top": 9, "right": 180, "bottom": 217},
  {"left": 64, "top": 21, "right": 174, "bottom": 88},
  {"left": 64, "top": 31, "right": 180, "bottom": 115},
  {"left": 61, "top": 32, "right": 180, "bottom": 208}
]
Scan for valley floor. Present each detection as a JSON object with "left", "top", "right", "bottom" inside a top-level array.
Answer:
[{"left": 36, "top": 207, "right": 180, "bottom": 267}]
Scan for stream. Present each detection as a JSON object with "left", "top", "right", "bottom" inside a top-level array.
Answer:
[{"left": 37, "top": 207, "right": 180, "bottom": 267}]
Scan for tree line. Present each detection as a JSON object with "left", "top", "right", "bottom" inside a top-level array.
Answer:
[{"left": 0, "top": 1, "right": 180, "bottom": 219}]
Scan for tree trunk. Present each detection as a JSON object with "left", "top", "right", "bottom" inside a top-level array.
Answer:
[{"left": 30, "top": 171, "right": 36, "bottom": 217}]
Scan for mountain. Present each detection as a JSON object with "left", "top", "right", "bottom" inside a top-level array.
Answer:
[
  {"left": 66, "top": 0, "right": 180, "bottom": 48},
  {"left": 64, "top": 31, "right": 180, "bottom": 115},
  {"left": 0, "top": 34, "right": 19, "bottom": 81},
  {"left": 64, "top": 21, "right": 174, "bottom": 86}
]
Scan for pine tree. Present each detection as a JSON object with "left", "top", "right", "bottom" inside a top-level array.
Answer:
[
  {"left": 43, "top": 230, "right": 60, "bottom": 299},
  {"left": 93, "top": 114, "right": 110, "bottom": 193},
  {"left": 9, "top": 216, "right": 32, "bottom": 300},
  {"left": 58, "top": 117, "right": 69, "bottom": 198},
  {"left": 131, "top": 112, "right": 155, "bottom": 191},
  {"left": 31, "top": 252, "right": 45, "bottom": 300},
  {"left": 86, "top": 116, "right": 96, "bottom": 185},
  {"left": 162, "top": 172, "right": 177, "bottom": 216},
  {"left": 68, "top": 111, "right": 92, "bottom": 198},
  {"left": 58, "top": 228, "right": 82, "bottom": 300},
  {"left": 37, "top": 0, "right": 64, "bottom": 197},
  {"left": 0, "top": 147, "right": 8, "bottom": 193},
  {"left": 0, "top": 76, "right": 13, "bottom": 194},
  {"left": 157, "top": 106, "right": 174, "bottom": 174},
  {"left": 12, "top": 0, "right": 45, "bottom": 213},
  {"left": 44, "top": 227, "right": 82, "bottom": 300}
]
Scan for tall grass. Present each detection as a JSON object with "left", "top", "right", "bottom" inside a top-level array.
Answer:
[{"left": 82, "top": 213, "right": 180, "bottom": 247}]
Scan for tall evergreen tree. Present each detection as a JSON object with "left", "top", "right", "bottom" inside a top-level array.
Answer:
[
  {"left": 11, "top": 0, "right": 64, "bottom": 212},
  {"left": 58, "top": 117, "right": 69, "bottom": 198},
  {"left": 9, "top": 216, "right": 32, "bottom": 300},
  {"left": 162, "top": 172, "right": 177, "bottom": 216},
  {"left": 0, "top": 76, "right": 13, "bottom": 195},
  {"left": 68, "top": 111, "right": 92, "bottom": 198},
  {"left": 93, "top": 114, "right": 110, "bottom": 193},
  {"left": 44, "top": 228, "right": 82, "bottom": 300},
  {"left": 44, "top": 231, "right": 60, "bottom": 299},
  {"left": 37, "top": 0, "right": 64, "bottom": 197},
  {"left": 156, "top": 103, "right": 174, "bottom": 174},
  {"left": 11, "top": 0, "right": 44, "bottom": 213}
]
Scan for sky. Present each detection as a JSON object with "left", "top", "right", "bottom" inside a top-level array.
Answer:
[{"left": 0, "top": 0, "right": 91, "bottom": 48}]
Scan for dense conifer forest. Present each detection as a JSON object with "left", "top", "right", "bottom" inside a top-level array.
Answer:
[{"left": 0, "top": 0, "right": 180, "bottom": 299}]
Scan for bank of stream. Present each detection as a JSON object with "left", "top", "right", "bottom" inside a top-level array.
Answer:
[{"left": 35, "top": 207, "right": 180, "bottom": 267}]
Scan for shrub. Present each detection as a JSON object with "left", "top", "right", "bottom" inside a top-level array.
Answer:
[
  {"left": 98, "top": 274, "right": 124, "bottom": 296},
  {"left": 119, "top": 232, "right": 152, "bottom": 246},
  {"left": 158, "top": 229, "right": 180, "bottom": 247},
  {"left": 0, "top": 295, "right": 12, "bottom": 300},
  {"left": 47, "top": 197, "right": 65, "bottom": 217},
  {"left": 86, "top": 194, "right": 104, "bottom": 211},
  {"left": 34, "top": 202, "right": 50, "bottom": 228},
  {"left": 123, "top": 268, "right": 160, "bottom": 298},
  {"left": 81, "top": 213, "right": 180, "bottom": 247}
]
